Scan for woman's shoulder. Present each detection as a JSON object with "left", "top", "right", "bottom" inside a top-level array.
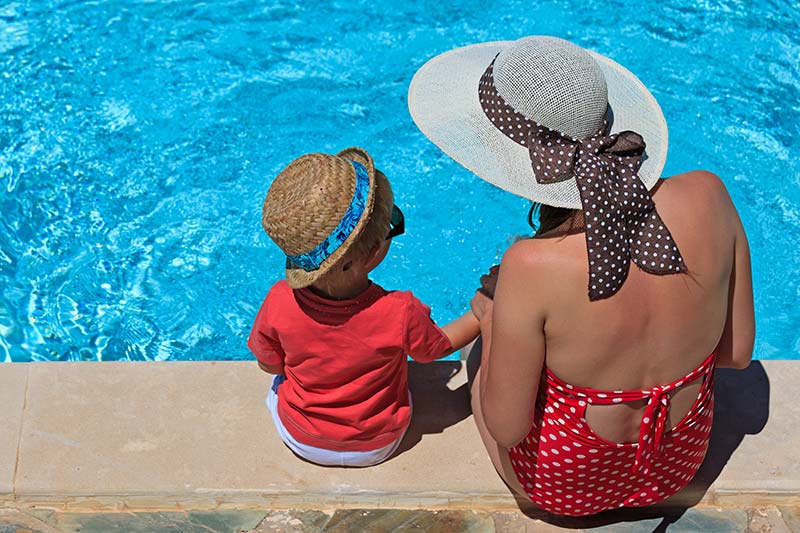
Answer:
[
  {"left": 657, "top": 170, "right": 742, "bottom": 232},
  {"left": 499, "top": 236, "right": 583, "bottom": 299},
  {"left": 502, "top": 237, "right": 563, "bottom": 271},
  {"left": 658, "top": 170, "right": 735, "bottom": 210}
]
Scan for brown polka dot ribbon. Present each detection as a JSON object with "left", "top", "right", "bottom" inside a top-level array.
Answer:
[{"left": 479, "top": 58, "right": 686, "bottom": 300}]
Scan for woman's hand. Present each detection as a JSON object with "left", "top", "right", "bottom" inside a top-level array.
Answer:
[
  {"left": 471, "top": 290, "right": 494, "bottom": 323},
  {"left": 478, "top": 264, "right": 501, "bottom": 299}
]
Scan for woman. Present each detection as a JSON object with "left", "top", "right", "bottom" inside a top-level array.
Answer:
[{"left": 409, "top": 36, "right": 754, "bottom": 516}]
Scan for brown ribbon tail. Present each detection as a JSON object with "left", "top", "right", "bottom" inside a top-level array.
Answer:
[
  {"left": 629, "top": 209, "right": 688, "bottom": 275},
  {"left": 586, "top": 227, "right": 633, "bottom": 302}
]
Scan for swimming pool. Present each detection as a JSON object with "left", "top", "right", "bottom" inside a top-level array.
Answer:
[{"left": 1, "top": 1, "right": 798, "bottom": 362}]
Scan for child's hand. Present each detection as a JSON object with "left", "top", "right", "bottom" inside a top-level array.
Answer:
[{"left": 478, "top": 264, "right": 500, "bottom": 299}]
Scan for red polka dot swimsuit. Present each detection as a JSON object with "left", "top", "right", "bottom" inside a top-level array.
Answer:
[{"left": 508, "top": 350, "right": 716, "bottom": 516}]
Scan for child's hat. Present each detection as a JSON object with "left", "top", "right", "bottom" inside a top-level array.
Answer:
[{"left": 262, "top": 147, "right": 377, "bottom": 289}]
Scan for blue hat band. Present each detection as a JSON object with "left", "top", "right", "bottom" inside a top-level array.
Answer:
[{"left": 286, "top": 160, "right": 370, "bottom": 271}]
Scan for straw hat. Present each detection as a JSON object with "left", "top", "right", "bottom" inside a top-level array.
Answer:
[
  {"left": 408, "top": 36, "right": 668, "bottom": 208},
  {"left": 262, "top": 147, "right": 376, "bottom": 288}
]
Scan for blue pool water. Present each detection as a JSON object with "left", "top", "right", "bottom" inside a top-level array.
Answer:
[{"left": 1, "top": 1, "right": 798, "bottom": 362}]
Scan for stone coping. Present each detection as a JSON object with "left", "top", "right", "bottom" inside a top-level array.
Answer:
[{"left": 0, "top": 359, "right": 797, "bottom": 515}]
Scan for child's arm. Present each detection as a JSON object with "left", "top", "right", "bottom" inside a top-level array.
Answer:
[
  {"left": 249, "top": 288, "right": 287, "bottom": 375},
  {"left": 438, "top": 311, "right": 481, "bottom": 356},
  {"left": 404, "top": 294, "right": 479, "bottom": 362}
]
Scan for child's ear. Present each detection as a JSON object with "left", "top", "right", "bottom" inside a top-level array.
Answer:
[{"left": 362, "top": 242, "right": 388, "bottom": 270}]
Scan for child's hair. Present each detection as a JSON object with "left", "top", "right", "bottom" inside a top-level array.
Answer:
[{"left": 313, "top": 170, "right": 394, "bottom": 292}]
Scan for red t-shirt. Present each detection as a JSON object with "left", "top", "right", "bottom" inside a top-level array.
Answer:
[{"left": 248, "top": 280, "right": 452, "bottom": 452}]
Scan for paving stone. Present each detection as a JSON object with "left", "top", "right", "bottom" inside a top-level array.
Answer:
[
  {"left": 322, "top": 509, "right": 494, "bottom": 533},
  {"left": 579, "top": 518, "right": 663, "bottom": 532},
  {"left": 777, "top": 506, "right": 800, "bottom": 532},
  {"left": 492, "top": 511, "right": 573, "bottom": 532},
  {"left": 19, "top": 511, "right": 59, "bottom": 531},
  {"left": 507, "top": 506, "right": 747, "bottom": 532},
  {"left": 31, "top": 510, "right": 267, "bottom": 533},
  {"left": 0, "top": 509, "right": 62, "bottom": 533},
  {"left": 748, "top": 506, "right": 792, "bottom": 533},
  {"left": 666, "top": 507, "right": 748, "bottom": 532},
  {"left": 246, "top": 510, "right": 332, "bottom": 532}
]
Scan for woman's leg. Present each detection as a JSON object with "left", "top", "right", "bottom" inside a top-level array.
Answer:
[{"left": 466, "top": 339, "right": 528, "bottom": 497}]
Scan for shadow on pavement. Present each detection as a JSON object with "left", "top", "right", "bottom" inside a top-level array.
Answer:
[{"left": 390, "top": 360, "right": 471, "bottom": 459}]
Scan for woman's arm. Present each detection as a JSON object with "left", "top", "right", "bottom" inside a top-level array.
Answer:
[
  {"left": 479, "top": 242, "right": 547, "bottom": 448},
  {"left": 716, "top": 183, "right": 755, "bottom": 369}
]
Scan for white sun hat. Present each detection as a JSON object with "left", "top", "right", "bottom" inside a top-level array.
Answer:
[{"left": 408, "top": 36, "right": 668, "bottom": 209}]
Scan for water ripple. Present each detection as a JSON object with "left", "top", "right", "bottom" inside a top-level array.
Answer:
[{"left": 0, "top": 0, "right": 797, "bottom": 361}]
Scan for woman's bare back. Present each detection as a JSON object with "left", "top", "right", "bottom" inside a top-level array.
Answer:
[{"left": 510, "top": 170, "right": 751, "bottom": 443}]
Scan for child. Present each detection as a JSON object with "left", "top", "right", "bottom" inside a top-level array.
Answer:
[{"left": 248, "top": 147, "right": 480, "bottom": 467}]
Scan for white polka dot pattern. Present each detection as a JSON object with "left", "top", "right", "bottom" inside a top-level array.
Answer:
[
  {"left": 507, "top": 351, "right": 718, "bottom": 517},
  {"left": 478, "top": 58, "right": 687, "bottom": 301}
]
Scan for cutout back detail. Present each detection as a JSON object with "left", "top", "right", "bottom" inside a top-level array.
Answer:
[{"left": 542, "top": 349, "right": 716, "bottom": 473}]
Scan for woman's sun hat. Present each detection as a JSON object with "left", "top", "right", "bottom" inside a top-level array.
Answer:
[
  {"left": 262, "top": 147, "right": 376, "bottom": 289},
  {"left": 409, "top": 36, "right": 685, "bottom": 301},
  {"left": 408, "top": 36, "right": 668, "bottom": 209}
]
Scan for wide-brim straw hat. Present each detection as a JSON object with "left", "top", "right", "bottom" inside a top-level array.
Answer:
[
  {"left": 262, "top": 147, "right": 376, "bottom": 289},
  {"left": 408, "top": 36, "right": 668, "bottom": 209}
]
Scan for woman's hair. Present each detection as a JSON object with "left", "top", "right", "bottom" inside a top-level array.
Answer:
[
  {"left": 530, "top": 203, "right": 582, "bottom": 237},
  {"left": 312, "top": 170, "right": 394, "bottom": 292}
]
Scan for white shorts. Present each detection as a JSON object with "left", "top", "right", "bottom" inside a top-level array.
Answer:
[{"left": 266, "top": 375, "right": 409, "bottom": 467}]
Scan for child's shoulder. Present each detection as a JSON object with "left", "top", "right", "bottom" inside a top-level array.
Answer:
[
  {"left": 261, "top": 280, "right": 293, "bottom": 307},
  {"left": 267, "top": 279, "right": 291, "bottom": 296},
  {"left": 374, "top": 284, "right": 428, "bottom": 309}
]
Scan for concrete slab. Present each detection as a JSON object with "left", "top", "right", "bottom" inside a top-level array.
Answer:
[
  {"left": 693, "top": 362, "right": 800, "bottom": 506},
  {"left": 0, "top": 364, "right": 28, "bottom": 499},
  {"left": 4, "top": 358, "right": 800, "bottom": 513},
  {"left": 14, "top": 360, "right": 510, "bottom": 510}
]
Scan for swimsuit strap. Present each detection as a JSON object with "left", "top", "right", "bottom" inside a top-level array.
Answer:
[{"left": 545, "top": 349, "right": 718, "bottom": 472}]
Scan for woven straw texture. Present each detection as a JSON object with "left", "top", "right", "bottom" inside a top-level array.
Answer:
[
  {"left": 408, "top": 37, "right": 668, "bottom": 209},
  {"left": 261, "top": 147, "right": 376, "bottom": 288}
]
